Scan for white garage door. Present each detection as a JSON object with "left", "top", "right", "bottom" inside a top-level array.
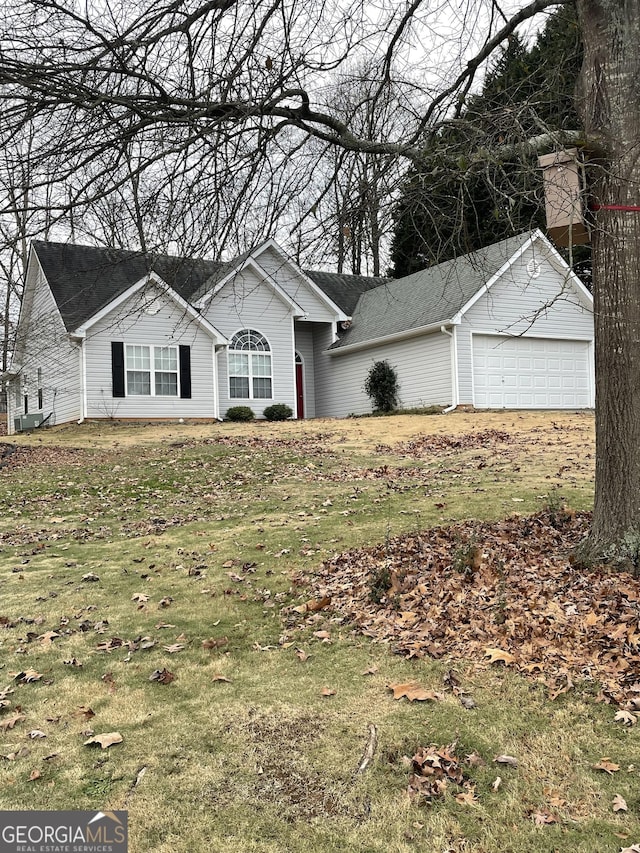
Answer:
[{"left": 472, "top": 335, "right": 592, "bottom": 409}]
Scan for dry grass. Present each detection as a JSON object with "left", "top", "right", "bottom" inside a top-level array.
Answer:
[
  {"left": 1, "top": 411, "right": 637, "bottom": 853},
  {"left": 8, "top": 408, "right": 594, "bottom": 450}
]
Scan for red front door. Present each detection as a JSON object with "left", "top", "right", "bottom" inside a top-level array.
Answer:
[{"left": 295, "top": 362, "right": 304, "bottom": 418}]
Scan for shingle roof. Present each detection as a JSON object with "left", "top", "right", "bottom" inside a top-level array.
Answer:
[
  {"left": 34, "top": 232, "right": 536, "bottom": 342},
  {"left": 33, "top": 242, "right": 223, "bottom": 332},
  {"left": 329, "top": 232, "right": 535, "bottom": 350},
  {"left": 34, "top": 238, "right": 389, "bottom": 331},
  {"left": 190, "top": 247, "right": 255, "bottom": 302},
  {"left": 304, "top": 270, "right": 388, "bottom": 315}
]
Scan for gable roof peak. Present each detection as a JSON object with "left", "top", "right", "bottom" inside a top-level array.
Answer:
[
  {"left": 329, "top": 230, "right": 549, "bottom": 351},
  {"left": 33, "top": 240, "right": 223, "bottom": 331}
]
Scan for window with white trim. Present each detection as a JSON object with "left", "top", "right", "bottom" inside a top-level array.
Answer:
[
  {"left": 125, "top": 345, "right": 179, "bottom": 396},
  {"left": 228, "top": 329, "right": 272, "bottom": 399}
]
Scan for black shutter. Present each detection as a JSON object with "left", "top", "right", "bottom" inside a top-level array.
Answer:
[
  {"left": 111, "top": 342, "right": 125, "bottom": 398},
  {"left": 179, "top": 345, "right": 191, "bottom": 399}
]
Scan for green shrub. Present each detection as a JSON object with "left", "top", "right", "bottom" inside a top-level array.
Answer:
[
  {"left": 364, "top": 360, "right": 399, "bottom": 413},
  {"left": 263, "top": 403, "right": 293, "bottom": 421},
  {"left": 226, "top": 405, "right": 255, "bottom": 422}
]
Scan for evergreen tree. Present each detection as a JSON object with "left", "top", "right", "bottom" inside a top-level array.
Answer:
[{"left": 390, "top": 7, "right": 584, "bottom": 278}]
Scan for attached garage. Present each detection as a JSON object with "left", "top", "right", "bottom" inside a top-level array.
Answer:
[{"left": 472, "top": 334, "right": 593, "bottom": 409}]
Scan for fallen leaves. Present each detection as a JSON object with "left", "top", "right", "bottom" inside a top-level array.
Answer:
[
  {"left": 455, "top": 789, "right": 478, "bottom": 806},
  {"left": 292, "top": 596, "right": 331, "bottom": 615},
  {"left": 76, "top": 706, "right": 95, "bottom": 721},
  {"left": 593, "top": 757, "right": 620, "bottom": 775},
  {"left": 484, "top": 648, "right": 516, "bottom": 666},
  {"left": 542, "top": 786, "right": 566, "bottom": 809},
  {"left": 615, "top": 710, "right": 637, "bottom": 726},
  {"left": 387, "top": 682, "right": 443, "bottom": 702},
  {"left": 312, "top": 630, "right": 331, "bottom": 641},
  {"left": 0, "top": 712, "right": 26, "bottom": 731},
  {"left": 494, "top": 754, "right": 519, "bottom": 769},
  {"left": 408, "top": 743, "right": 475, "bottom": 804},
  {"left": 39, "top": 630, "right": 59, "bottom": 648},
  {"left": 149, "top": 668, "right": 175, "bottom": 684},
  {"left": 531, "top": 809, "right": 558, "bottom": 826},
  {"left": 303, "top": 510, "right": 640, "bottom": 707},
  {"left": 13, "top": 670, "right": 42, "bottom": 683},
  {"left": 202, "top": 637, "right": 228, "bottom": 651},
  {"left": 613, "top": 794, "right": 628, "bottom": 812},
  {"left": 84, "top": 732, "right": 123, "bottom": 749},
  {"left": 1, "top": 746, "right": 30, "bottom": 761},
  {"left": 377, "top": 429, "right": 513, "bottom": 458}
]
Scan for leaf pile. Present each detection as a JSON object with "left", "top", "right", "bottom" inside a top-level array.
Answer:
[
  {"left": 0, "top": 443, "right": 103, "bottom": 471},
  {"left": 306, "top": 510, "right": 640, "bottom": 705},
  {"left": 408, "top": 742, "right": 475, "bottom": 804},
  {"left": 375, "top": 429, "right": 512, "bottom": 457}
]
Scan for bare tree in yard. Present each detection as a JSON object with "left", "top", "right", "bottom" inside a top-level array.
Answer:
[
  {"left": 574, "top": 0, "right": 640, "bottom": 563},
  {"left": 305, "top": 68, "right": 407, "bottom": 276},
  {"left": 0, "top": 122, "right": 58, "bottom": 371},
  {"left": 0, "top": 0, "right": 637, "bottom": 563}
]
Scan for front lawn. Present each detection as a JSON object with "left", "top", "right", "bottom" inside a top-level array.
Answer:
[{"left": 1, "top": 412, "right": 637, "bottom": 852}]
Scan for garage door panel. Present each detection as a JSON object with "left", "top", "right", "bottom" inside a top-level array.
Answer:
[{"left": 473, "top": 335, "right": 591, "bottom": 409}]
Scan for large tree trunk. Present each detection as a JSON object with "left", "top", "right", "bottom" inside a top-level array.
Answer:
[{"left": 576, "top": 0, "right": 640, "bottom": 565}]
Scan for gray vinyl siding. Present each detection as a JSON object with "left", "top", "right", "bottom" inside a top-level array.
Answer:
[
  {"left": 456, "top": 246, "right": 594, "bottom": 405},
  {"left": 311, "top": 324, "right": 337, "bottom": 418},
  {"left": 315, "top": 331, "right": 453, "bottom": 418},
  {"left": 204, "top": 268, "right": 297, "bottom": 419},
  {"left": 84, "top": 283, "right": 217, "bottom": 419},
  {"left": 8, "top": 257, "right": 80, "bottom": 433},
  {"left": 256, "top": 246, "right": 338, "bottom": 322},
  {"left": 293, "top": 321, "right": 316, "bottom": 418}
]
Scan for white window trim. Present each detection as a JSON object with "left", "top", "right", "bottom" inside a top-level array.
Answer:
[
  {"left": 227, "top": 329, "right": 274, "bottom": 401},
  {"left": 125, "top": 344, "right": 180, "bottom": 398}
]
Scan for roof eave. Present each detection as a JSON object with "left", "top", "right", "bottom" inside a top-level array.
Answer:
[{"left": 326, "top": 320, "right": 456, "bottom": 356}]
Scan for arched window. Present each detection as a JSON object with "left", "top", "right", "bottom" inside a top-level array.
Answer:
[{"left": 228, "top": 329, "right": 272, "bottom": 399}]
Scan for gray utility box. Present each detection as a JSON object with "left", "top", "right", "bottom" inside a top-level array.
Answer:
[{"left": 14, "top": 413, "right": 44, "bottom": 431}]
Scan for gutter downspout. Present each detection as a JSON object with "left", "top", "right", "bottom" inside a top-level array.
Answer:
[
  {"left": 213, "top": 343, "right": 222, "bottom": 421},
  {"left": 74, "top": 335, "right": 86, "bottom": 424},
  {"left": 440, "top": 325, "right": 458, "bottom": 413},
  {"left": 212, "top": 344, "right": 227, "bottom": 423}
]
